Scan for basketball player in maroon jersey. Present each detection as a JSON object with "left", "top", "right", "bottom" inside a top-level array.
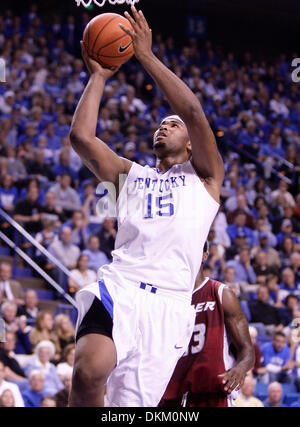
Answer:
[{"left": 160, "top": 241, "right": 255, "bottom": 407}]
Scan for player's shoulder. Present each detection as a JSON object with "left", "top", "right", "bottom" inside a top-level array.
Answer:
[{"left": 192, "top": 277, "right": 227, "bottom": 302}]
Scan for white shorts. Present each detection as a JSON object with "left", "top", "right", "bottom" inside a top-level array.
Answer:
[{"left": 75, "top": 273, "right": 196, "bottom": 407}]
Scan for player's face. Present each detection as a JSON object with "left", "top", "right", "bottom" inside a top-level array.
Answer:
[{"left": 153, "top": 119, "right": 191, "bottom": 156}]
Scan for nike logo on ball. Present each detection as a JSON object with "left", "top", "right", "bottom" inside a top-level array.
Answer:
[
  {"left": 174, "top": 345, "right": 183, "bottom": 349},
  {"left": 119, "top": 42, "right": 132, "bottom": 53}
]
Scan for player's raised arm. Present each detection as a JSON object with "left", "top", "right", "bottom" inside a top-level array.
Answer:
[
  {"left": 120, "top": 6, "right": 224, "bottom": 202},
  {"left": 69, "top": 42, "right": 132, "bottom": 191}
]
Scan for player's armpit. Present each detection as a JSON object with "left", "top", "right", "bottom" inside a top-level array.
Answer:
[{"left": 70, "top": 133, "right": 132, "bottom": 192}]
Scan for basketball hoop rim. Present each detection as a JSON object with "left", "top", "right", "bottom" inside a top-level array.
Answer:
[{"left": 75, "top": 0, "right": 140, "bottom": 7}]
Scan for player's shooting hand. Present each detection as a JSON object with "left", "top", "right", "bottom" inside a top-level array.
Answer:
[
  {"left": 80, "top": 41, "right": 119, "bottom": 79},
  {"left": 120, "top": 6, "right": 152, "bottom": 61},
  {"left": 218, "top": 365, "right": 248, "bottom": 394}
]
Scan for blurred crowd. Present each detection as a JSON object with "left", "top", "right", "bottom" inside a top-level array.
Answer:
[{"left": 0, "top": 3, "right": 300, "bottom": 407}]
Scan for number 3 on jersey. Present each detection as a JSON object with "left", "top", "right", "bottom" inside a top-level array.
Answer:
[
  {"left": 183, "top": 323, "right": 206, "bottom": 357},
  {"left": 144, "top": 193, "right": 174, "bottom": 219}
]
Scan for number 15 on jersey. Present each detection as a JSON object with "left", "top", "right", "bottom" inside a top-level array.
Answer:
[{"left": 144, "top": 193, "right": 175, "bottom": 219}]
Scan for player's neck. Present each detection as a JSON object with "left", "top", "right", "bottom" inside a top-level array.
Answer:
[
  {"left": 156, "top": 154, "right": 189, "bottom": 172},
  {"left": 194, "top": 270, "right": 206, "bottom": 291}
]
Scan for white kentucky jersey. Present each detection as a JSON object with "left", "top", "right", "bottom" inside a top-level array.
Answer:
[{"left": 99, "top": 160, "right": 220, "bottom": 299}]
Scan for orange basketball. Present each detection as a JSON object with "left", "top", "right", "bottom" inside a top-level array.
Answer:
[{"left": 83, "top": 13, "right": 134, "bottom": 68}]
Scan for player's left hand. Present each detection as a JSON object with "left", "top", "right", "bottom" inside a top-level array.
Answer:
[
  {"left": 218, "top": 366, "right": 247, "bottom": 394},
  {"left": 119, "top": 5, "right": 152, "bottom": 61}
]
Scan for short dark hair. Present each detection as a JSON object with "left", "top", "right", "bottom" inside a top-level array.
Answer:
[
  {"left": 273, "top": 331, "right": 286, "bottom": 340},
  {"left": 285, "top": 294, "right": 299, "bottom": 305}
]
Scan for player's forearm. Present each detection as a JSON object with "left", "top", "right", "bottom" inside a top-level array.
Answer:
[
  {"left": 70, "top": 73, "right": 105, "bottom": 141},
  {"left": 235, "top": 344, "right": 255, "bottom": 372},
  {"left": 139, "top": 52, "right": 205, "bottom": 123}
]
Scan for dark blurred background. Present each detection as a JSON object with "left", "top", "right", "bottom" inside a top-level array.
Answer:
[{"left": 1, "top": 0, "right": 299, "bottom": 57}]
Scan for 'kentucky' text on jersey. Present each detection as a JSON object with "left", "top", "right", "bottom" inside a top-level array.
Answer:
[{"left": 99, "top": 160, "right": 220, "bottom": 299}]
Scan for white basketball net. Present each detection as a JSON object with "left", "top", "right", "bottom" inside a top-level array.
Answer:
[{"left": 75, "top": 0, "right": 140, "bottom": 7}]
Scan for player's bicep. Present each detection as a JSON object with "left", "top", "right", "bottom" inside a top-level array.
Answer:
[{"left": 70, "top": 134, "right": 132, "bottom": 187}]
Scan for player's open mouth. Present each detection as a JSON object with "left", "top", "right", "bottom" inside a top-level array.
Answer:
[{"left": 155, "top": 132, "right": 167, "bottom": 141}]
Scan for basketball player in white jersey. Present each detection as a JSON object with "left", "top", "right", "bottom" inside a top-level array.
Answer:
[{"left": 69, "top": 6, "right": 224, "bottom": 407}]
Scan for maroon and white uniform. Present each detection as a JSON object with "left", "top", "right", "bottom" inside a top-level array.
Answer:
[{"left": 160, "top": 277, "right": 236, "bottom": 407}]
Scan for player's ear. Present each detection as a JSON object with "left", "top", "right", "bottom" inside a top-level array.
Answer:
[{"left": 186, "top": 140, "right": 192, "bottom": 156}]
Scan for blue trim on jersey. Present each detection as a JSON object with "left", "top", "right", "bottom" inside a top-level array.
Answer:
[{"left": 99, "top": 279, "right": 114, "bottom": 319}]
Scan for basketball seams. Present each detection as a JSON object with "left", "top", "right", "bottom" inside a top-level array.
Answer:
[
  {"left": 84, "top": 13, "right": 134, "bottom": 67},
  {"left": 91, "top": 15, "right": 120, "bottom": 53},
  {"left": 96, "top": 33, "right": 132, "bottom": 55}
]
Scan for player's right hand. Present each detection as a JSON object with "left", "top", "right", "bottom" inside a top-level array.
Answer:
[
  {"left": 120, "top": 6, "right": 152, "bottom": 61},
  {"left": 80, "top": 41, "right": 119, "bottom": 79}
]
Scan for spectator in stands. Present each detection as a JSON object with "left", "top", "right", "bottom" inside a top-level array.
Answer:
[
  {"left": 226, "top": 246, "right": 257, "bottom": 284},
  {"left": 40, "top": 395, "right": 57, "bottom": 407},
  {"left": 0, "top": 329, "right": 28, "bottom": 382},
  {"left": 0, "top": 261, "right": 24, "bottom": 305},
  {"left": 251, "top": 231, "right": 280, "bottom": 268},
  {"left": 97, "top": 217, "right": 117, "bottom": 260},
  {"left": 234, "top": 375, "right": 264, "bottom": 407},
  {"left": 276, "top": 219, "right": 300, "bottom": 249},
  {"left": 290, "top": 252, "right": 300, "bottom": 283},
  {"left": 222, "top": 266, "right": 247, "bottom": 301},
  {"left": 249, "top": 286, "right": 284, "bottom": 336},
  {"left": 205, "top": 242, "right": 225, "bottom": 280},
  {"left": 253, "top": 250, "right": 279, "bottom": 279},
  {"left": 1, "top": 303, "right": 31, "bottom": 355},
  {"left": 54, "top": 316, "right": 75, "bottom": 352},
  {"left": 0, "top": 388, "right": 16, "bottom": 407},
  {"left": 6, "top": 146, "right": 27, "bottom": 182},
  {"left": 82, "top": 234, "right": 110, "bottom": 272},
  {"left": 47, "top": 226, "right": 80, "bottom": 271},
  {"left": 68, "top": 254, "right": 97, "bottom": 294},
  {"left": 22, "top": 370, "right": 46, "bottom": 408},
  {"left": 29, "top": 311, "right": 60, "bottom": 359},
  {"left": 34, "top": 218, "right": 58, "bottom": 268},
  {"left": 278, "top": 237, "right": 296, "bottom": 269},
  {"left": 0, "top": 360, "right": 24, "bottom": 407},
  {"left": 266, "top": 274, "right": 284, "bottom": 308},
  {"left": 253, "top": 216, "right": 277, "bottom": 248},
  {"left": 279, "top": 268, "right": 300, "bottom": 303},
  {"left": 280, "top": 294, "right": 300, "bottom": 327},
  {"left": 40, "top": 191, "right": 66, "bottom": 229},
  {"left": 13, "top": 185, "right": 43, "bottom": 235},
  {"left": 41, "top": 122, "right": 61, "bottom": 151},
  {"left": 225, "top": 230, "right": 247, "bottom": 260},
  {"left": 227, "top": 193, "right": 255, "bottom": 229},
  {"left": 49, "top": 173, "right": 81, "bottom": 217},
  {"left": 81, "top": 182, "right": 98, "bottom": 217},
  {"left": 52, "top": 147, "right": 78, "bottom": 183},
  {"left": 263, "top": 381, "right": 286, "bottom": 407},
  {"left": 17, "top": 289, "right": 39, "bottom": 323},
  {"left": 248, "top": 326, "right": 264, "bottom": 377},
  {"left": 226, "top": 210, "right": 256, "bottom": 247},
  {"left": 56, "top": 343, "right": 74, "bottom": 380},
  {"left": 26, "top": 149, "right": 55, "bottom": 183},
  {"left": 274, "top": 205, "right": 300, "bottom": 235},
  {"left": 293, "top": 193, "right": 300, "bottom": 227},
  {"left": 260, "top": 332, "right": 294, "bottom": 384},
  {"left": 63, "top": 210, "right": 90, "bottom": 250},
  {"left": 0, "top": 173, "right": 18, "bottom": 215},
  {"left": 54, "top": 371, "right": 72, "bottom": 407},
  {"left": 25, "top": 340, "right": 64, "bottom": 396},
  {"left": 271, "top": 180, "right": 295, "bottom": 209}
]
